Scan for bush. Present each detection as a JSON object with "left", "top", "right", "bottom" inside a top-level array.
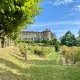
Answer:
[
  {"left": 18, "top": 40, "right": 53, "bottom": 46},
  {"left": 18, "top": 42, "right": 27, "bottom": 61},
  {"left": 31, "top": 46, "right": 53, "bottom": 57},
  {"left": 33, "top": 46, "right": 44, "bottom": 56},
  {"left": 34, "top": 49, "right": 44, "bottom": 56},
  {"left": 18, "top": 43, "right": 54, "bottom": 57},
  {"left": 54, "top": 42, "right": 59, "bottom": 52},
  {"left": 60, "top": 46, "right": 80, "bottom": 64}
]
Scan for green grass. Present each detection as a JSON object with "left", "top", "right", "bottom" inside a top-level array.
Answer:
[{"left": 0, "top": 46, "right": 80, "bottom": 80}]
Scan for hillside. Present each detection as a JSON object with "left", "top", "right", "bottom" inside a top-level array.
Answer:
[{"left": 0, "top": 46, "right": 80, "bottom": 80}]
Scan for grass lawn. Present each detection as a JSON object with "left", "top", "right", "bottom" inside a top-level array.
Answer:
[{"left": 0, "top": 46, "right": 80, "bottom": 80}]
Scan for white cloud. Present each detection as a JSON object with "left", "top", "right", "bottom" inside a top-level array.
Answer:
[
  {"left": 30, "top": 21, "right": 80, "bottom": 27},
  {"left": 52, "top": 0, "right": 74, "bottom": 6},
  {"left": 54, "top": 0, "right": 73, "bottom": 5},
  {"left": 73, "top": 5, "right": 80, "bottom": 11},
  {"left": 61, "top": 13, "right": 76, "bottom": 19}
]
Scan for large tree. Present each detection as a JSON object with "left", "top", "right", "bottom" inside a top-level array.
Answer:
[
  {"left": 61, "top": 31, "right": 77, "bottom": 46},
  {"left": 0, "top": 0, "right": 41, "bottom": 47},
  {"left": 76, "top": 29, "right": 80, "bottom": 46}
]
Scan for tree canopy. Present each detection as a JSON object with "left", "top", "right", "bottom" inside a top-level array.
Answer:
[
  {"left": 0, "top": 0, "right": 41, "bottom": 47},
  {"left": 61, "top": 31, "right": 77, "bottom": 46},
  {"left": 76, "top": 29, "right": 80, "bottom": 46}
]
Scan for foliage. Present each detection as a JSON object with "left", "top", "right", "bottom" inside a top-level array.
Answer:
[
  {"left": 18, "top": 42, "right": 27, "bottom": 60},
  {"left": 61, "top": 31, "right": 77, "bottom": 46},
  {"left": 0, "top": 0, "right": 41, "bottom": 47},
  {"left": 76, "top": 29, "right": 80, "bottom": 46},
  {"left": 60, "top": 46, "right": 80, "bottom": 64},
  {"left": 52, "top": 38, "right": 59, "bottom": 52},
  {"left": 26, "top": 45, "right": 54, "bottom": 57},
  {"left": 76, "top": 36, "right": 80, "bottom": 46},
  {"left": 33, "top": 47, "right": 44, "bottom": 56},
  {"left": 54, "top": 41, "right": 59, "bottom": 52},
  {"left": 32, "top": 46, "right": 46, "bottom": 56},
  {"left": 18, "top": 40, "right": 53, "bottom": 46}
]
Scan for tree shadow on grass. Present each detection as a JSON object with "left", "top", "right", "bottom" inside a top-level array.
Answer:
[
  {"left": 0, "top": 58, "right": 22, "bottom": 70},
  {"left": 11, "top": 53, "right": 80, "bottom": 80},
  {"left": 0, "top": 68, "right": 27, "bottom": 80},
  {"left": 0, "top": 58, "right": 29, "bottom": 76},
  {"left": 0, "top": 53, "right": 80, "bottom": 80},
  {"left": 10, "top": 53, "right": 58, "bottom": 66},
  {"left": 0, "top": 57, "right": 54, "bottom": 80},
  {"left": 0, "top": 58, "right": 28, "bottom": 80}
]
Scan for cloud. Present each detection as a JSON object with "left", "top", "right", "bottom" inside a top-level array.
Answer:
[
  {"left": 54, "top": 0, "right": 73, "bottom": 5},
  {"left": 60, "top": 13, "right": 76, "bottom": 19},
  {"left": 30, "top": 21, "right": 80, "bottom": 27},
  {"left": 73, "top": 5, "right": 80, "bottom": 11},
  {"left": 53, "top": 0, "right": 74, "bottom": 6}
]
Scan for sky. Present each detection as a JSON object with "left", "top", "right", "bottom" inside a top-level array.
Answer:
[{"left": 27, "top": 0, "right": 80, "bottom": 38}]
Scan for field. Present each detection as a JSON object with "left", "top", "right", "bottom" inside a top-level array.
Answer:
[{"left": 0, "top": 46, "right": 80, "bottom": 80}]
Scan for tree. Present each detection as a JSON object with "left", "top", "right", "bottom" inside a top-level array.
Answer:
[
  {"left": 53, "top": 38, "right": 59, "bottom": 52},
  {"left": 76, "top": 29, "right": 80, "bottom": 46},
  {"left": 61, "top": 31, "right": 77, "bottom": 46},
  {"left": 51, "top": 34, "right": 59, "bottom": 52},
  {"left": 55, "top": 41, "right": 59, "bottom": 52},
  {"left": 19, "top": 43, "right": 27, "bottom": 61},
  {"left": 0, "top": 0, "right": 41, "bottom": 47}
]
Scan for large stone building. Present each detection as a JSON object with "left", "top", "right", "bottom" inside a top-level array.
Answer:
[{"left": 20, "top": 29, "right": 54, "bottom": 41}]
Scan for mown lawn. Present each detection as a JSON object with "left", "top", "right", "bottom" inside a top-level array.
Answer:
[{"left": 0, "top": 46, "right": 80, "bottom": 80}]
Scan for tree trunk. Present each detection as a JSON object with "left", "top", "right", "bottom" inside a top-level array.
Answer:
[
  {"left": 73, "top": 60, "right": 76, "bottom": 64},
  {"left": 1, "top": 37, "right": 5, "bottom": 48},
  {"left": 24, "top": 53, "right": 27, "bottom": 61},
  {"left": 7, "top": 39, "right": 10, "bottom": 47},
  {"left": 65, "top": 58, "right": 68, "bottom": 64}
]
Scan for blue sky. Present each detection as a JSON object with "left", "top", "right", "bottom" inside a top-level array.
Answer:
[{"left": 27, "top": 0, "right": 80, "bottom": 38}]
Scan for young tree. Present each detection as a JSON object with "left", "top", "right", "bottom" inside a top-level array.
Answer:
[
  {"left": 19, "top": 43, "right": 27, "bottom": 61},
  {"left": 52, "top": 34, "right": 59, "bottom": 52},
  {"left": 54, "top": 38, "right": 59, "bottom": 52},
  {"left": 0, "top": 0, "right": 41, "bottom": 47},
  {"left": 61, "top": 31, "right": 77, "bottom": 46}
]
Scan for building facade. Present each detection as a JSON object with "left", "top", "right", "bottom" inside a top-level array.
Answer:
[{"left": 20, "top": 29, "right": 54, "bottom": 41}]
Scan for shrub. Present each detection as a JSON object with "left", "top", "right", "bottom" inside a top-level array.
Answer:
[
  {"left": 33, "top": 46, "right": 44, "bottom": 56},
  {"left": 18, "top": 40, "right": 53, "bottom": 46},
  {"left": 60, "top": 46, "right": 80, "bottom": 64},
  {"left": 54, "top": 42, "right": 59, "bottom": 52},
  {"left": 34, "top": 49, "right": 44, "bottom": 56},
  {"left": 18, "top": 43, "right": 54, "bottom": 57},
  {"left": 32, "top": 46, "right": 53, "bottom": 57},
  {"left": 18, "top": 42, "right": 27, "bottom": 61}
]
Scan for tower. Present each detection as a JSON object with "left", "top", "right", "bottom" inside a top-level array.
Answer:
[{"left": 43, "top": 29, "right": 52, "bottom": 40}]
